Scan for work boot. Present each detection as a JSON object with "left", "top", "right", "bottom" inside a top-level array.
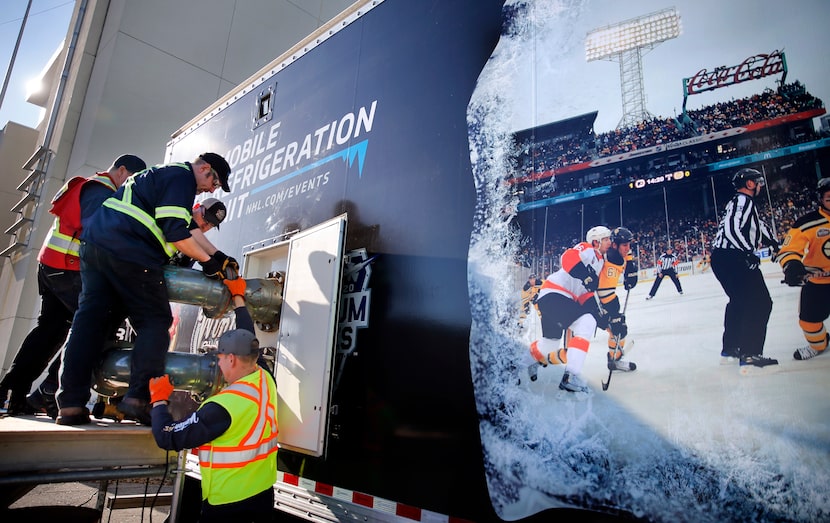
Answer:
[
  {"left": 1, "top": 388, "right": 36, "bottom": 416},
  {"left": 56, "top": 407, "right": 91, "bottom": 426},
  {"left": 116, "top": 397, "right": 151, "bottom": 425},
  {"left": 27, "top": 386, "right": 59, "bottom": 419}
]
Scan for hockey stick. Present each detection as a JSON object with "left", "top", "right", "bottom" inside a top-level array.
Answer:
[
  {"left": 602, "top": 289, "right": 630, "bottom": 392},
  {"left": 780, "top": 269, "right": 830, "bottom": 286}
]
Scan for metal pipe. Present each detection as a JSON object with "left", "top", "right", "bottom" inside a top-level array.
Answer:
[
  {"left": 163, "top": 266, "right": 283, "bottom": 329},
  {"left": 92, "top": 268, "right": 283, "bottom": 400},
  {"left": 0, "top": 465, "right": 169, "bottom": 487},
  {"left": 94, "top": 347, "right": 222, "bottom": 401}
]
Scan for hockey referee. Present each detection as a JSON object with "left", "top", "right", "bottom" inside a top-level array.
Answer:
[
  {"left": 711, "top": 168, "right": 780, "bottom": 374},
  {"left": 645, "top": 247, "right": 683, "bottom": 299}
]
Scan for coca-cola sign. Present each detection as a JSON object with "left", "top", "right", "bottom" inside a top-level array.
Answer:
[{"left": 684, "top": 50, "right": 787, "bottom": 96}]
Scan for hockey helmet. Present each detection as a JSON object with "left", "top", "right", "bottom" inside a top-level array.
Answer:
[
  {"left": 732, "top": 168, "right": 764, "bottom": 189},
  {"left": 586, "top": 226, "right": 612, "bottom": 244},
  {"left": 818, "top": 177, "right": 830, "bottom": 198},
  {"left": 610, "top": 226, "right": 633, "bottom": 245}
]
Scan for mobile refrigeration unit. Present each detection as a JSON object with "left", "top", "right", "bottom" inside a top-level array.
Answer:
[{"left": 161, "top": 1, "right": 830, "bottom": 523}]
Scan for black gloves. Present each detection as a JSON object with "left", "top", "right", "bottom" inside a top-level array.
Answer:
[
  {"left": 569, "top": 262, "right": 599, "bottom": 292},
  {"left": 213, "top": 250, "right": 240, "bottom": 279},
  {"left": 608, "top": 314, "right": 627, "bottom": 339},
  {"left": 201, "top": 256, "right": 223, "bottom": 279},
  {"left": 624, "top": 259, "right": 638, "bottom": 290},
  {"left": 202, "top": 250, "right": 239, "bottom": 280},
  {"left": 745, "top": 252, "right": 761, "bottom": 270},
  {"left": 783, "top": 260, "right": 808, "bottom": 286}
]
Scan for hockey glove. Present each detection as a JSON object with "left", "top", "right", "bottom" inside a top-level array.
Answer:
[
  {"left": 745, "top": 252, "right": 761, "bottom": 271},
  {"left": 149, "top": 374, "right": 174, "bottom": 404},
  {"left": 224, "top": 277, "right": 246, "bottom": 298},
  {"left": 783, "top": 260, "right": 808, "bottom": 286},
  {"left": 568, "top": 262, "right": 599, "bottom": 292},
  {"left": 608, "top": 314, "right": 627, "bottom": 338},
  {"left": 624, "top": 259, "right": 638, "bottom": 290}
]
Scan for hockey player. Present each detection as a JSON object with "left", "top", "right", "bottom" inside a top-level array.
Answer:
[
  {"left": 518, "top": 274, "right": 542, "bottom": 327},
  {"left": 527, "top": 226, "right": 623, "bottom": 393},
  {"left": 597, "top": 227, "right": 638, "bottom": 372},
  {"left": 697, "top": 251, "right": 711, "bottom": 273},
  {"left": 775, "top": 177, "right": 830, "bottom": 360}
]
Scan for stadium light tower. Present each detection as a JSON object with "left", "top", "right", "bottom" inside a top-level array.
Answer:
[{"left": 585, "top": 7, "right": 681, "bottom": 129}]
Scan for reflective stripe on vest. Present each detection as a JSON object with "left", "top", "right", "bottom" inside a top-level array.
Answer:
[
  {"left": 39, "top": 174, "right": 117, "bottom": 269},
  {"left": 197, "top": 369, "right": 279, "bottom": 469},
  {"left": 101, "top": 172, "right": 186, "bottom": 257}
]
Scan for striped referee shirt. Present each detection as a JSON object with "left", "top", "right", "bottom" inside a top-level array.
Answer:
[
  {"left": 656, "top": 253, "right": 678, "bottom": 271},
  {"left": 712, "top": 192, "right": 776, "bottom": 252}
]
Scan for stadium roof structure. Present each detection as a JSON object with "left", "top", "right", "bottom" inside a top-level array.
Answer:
[{"left": 514, "top": 111, "right": 598, "bottom": 144}]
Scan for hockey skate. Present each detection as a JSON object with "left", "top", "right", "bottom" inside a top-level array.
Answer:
[
  {"left": 720, "top": 348, "right": 740, "bottom": 365},
  {"left": 558, "top": 371, "right": 589, "bottom": 393},
  {"left": 793, "top": 345, "right": 825, "bottom": 361},
  {"left": 739, "top": 355, "right": 778, "bottom": 375},
  {"left": 607, "top": 352, "right": 636, "bottom": 372},
  {"left": 794, "top": 334, "right": 828, "bottom": 361}
]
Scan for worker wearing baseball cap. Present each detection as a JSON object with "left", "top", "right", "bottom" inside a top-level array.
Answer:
[
  {"left": 169, "top": 198, "right": 228, "bottom": 269},
  {"left": 150, "top": 278, "right": 278, "bottom": 521},
  {"left": 56, "top": 153, "right": 239, "bottom": 426},
  {"left": 1, "top": 154, "right": 146, "bottom": 418}
]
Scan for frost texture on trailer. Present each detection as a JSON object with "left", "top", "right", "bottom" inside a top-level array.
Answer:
[{"left": 466, "top": 1, "right": 830, "bottom": 522}]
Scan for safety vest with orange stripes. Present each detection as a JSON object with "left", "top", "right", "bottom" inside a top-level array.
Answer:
[{"left": 197, "top": 367, "right": 279, "bottom": 505}]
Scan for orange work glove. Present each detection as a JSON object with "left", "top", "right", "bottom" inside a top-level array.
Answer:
[
  {"left": 149, "top": 374, "right": 174, "bottom": 404},
  {"left": 223, "top": 277, "right": 246, "bottom": 298}
]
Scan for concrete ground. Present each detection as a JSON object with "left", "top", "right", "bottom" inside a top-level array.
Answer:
[{"left": 4, "top": 478, "right": 175, "bottom": 523}]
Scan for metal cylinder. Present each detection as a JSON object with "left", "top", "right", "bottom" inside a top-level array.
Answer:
[
  {"left": 163, "top": 265, "right": 231, "bottom": 318},
  {"left": 94, "top": 346, "right": 223, "bottom": 401},
  {"left": 92, "top": 268, "right": 284, "bottom": 400},
  {"left": 163, "top": 265, "right": 283, "bottom": 329}
]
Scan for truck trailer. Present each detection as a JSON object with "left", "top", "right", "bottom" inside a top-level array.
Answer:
[
  {"left": 4, "top": 1, "right": 829, "bottom": 522},
  {"left": 152, "top": 0, "right": 830, "bottom": 522}
]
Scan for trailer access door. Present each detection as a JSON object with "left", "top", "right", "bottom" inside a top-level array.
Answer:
[{"left": 243, "top": 215, "right": 346, "bottom": 457}]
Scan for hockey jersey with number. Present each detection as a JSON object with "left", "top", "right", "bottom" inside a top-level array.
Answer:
[{"left": 597, "top": 248, "right": 632, "bottom": 313}]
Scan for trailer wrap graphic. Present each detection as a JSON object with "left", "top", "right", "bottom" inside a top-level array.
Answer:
[{"left": 162, "top": 1, "right": 830, "bottom": 522}]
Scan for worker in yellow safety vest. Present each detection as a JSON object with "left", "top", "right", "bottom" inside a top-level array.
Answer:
[{"left": 150, "top": 278, "right": 278, "bottom": 522}]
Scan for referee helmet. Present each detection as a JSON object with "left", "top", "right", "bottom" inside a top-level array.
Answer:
[{"left": 732, "top": 168, "right": 764, "bottom": 189}]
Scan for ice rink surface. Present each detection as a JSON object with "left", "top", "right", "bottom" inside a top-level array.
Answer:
[{"left": 483, "top": 262, "right": 829, "bottom": 523}]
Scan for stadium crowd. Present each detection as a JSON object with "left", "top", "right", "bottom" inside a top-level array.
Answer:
[{"left": 514, "top": 81, "right": 824, "bottom": 200}]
